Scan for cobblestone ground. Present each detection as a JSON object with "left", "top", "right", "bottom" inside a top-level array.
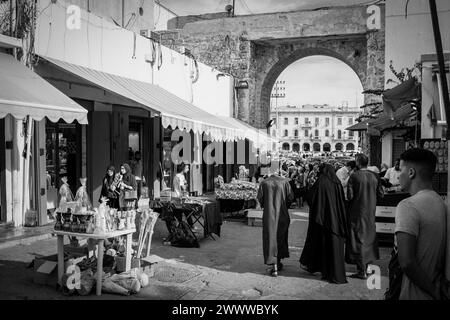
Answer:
[{"left": 0, "top": 211, "right": 390, "bottom": 300}]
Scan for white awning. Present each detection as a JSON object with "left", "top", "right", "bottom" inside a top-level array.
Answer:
[
  {"left": 42, "top": 56, "right": 244, "bottom": 141},
  {"left": 216, "top": 116, "right": 276, "bottom": 150},
  {"left": 0, "top": 53, "right": 88, "bottom": 124}
]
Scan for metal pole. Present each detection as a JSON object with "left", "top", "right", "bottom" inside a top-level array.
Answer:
[
  {"left": 232, "top": 0, "right": 235, "bottom": 17},
  {"left": 429, "top": 0, "right": 450, "bottom": 137},
  {"left": 122, "top": 0, "right": 125, "bottom": 27}
]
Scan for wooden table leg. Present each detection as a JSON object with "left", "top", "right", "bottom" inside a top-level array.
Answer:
[
  {"left": 96, "top": 239, "right": 104, "bottom": 296},
  {"left": 57, "top": 235, "right": 64, "bottom": 287},
  {"left": 125, "top": 233, "right": 132, "bottom": 272}
]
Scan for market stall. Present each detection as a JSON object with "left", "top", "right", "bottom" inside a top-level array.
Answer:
[
  {"left": 50, "top": 177, "right": 157, "bottom": 297},
  {"left": 215, "top": 179, "right": 258, "bottom": 216},
  {"left": 150, "top": 194, "right": 222, "bottom": 245}
]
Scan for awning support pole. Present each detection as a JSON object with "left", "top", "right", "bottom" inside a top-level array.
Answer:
[
  {"left": 429, "top": 0, "right": 450, "bottom": 136},
  {"left": 429, "top": 0, "right": 450, "bottom": 282}
]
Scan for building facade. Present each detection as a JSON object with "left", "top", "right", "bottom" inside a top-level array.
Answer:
[{"left": 270, "top": 104, "right": 360, "bottom": 153}]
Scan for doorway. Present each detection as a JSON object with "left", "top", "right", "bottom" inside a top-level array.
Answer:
[{"left": 45, "top": 120, "right": 82, "bottom": 197}]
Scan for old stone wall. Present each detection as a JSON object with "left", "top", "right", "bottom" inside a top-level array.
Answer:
[{"left": 157, "top": 4, "right": 385, "bottom": 131}]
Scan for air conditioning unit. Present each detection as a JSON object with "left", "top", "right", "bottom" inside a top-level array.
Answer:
[{"left": 140, "top": 29, "right": 151, "bottom": 38}]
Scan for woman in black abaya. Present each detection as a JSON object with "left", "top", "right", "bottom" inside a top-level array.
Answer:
[{"left": 300, "top": 163, "right": 349, "bottom": 284}]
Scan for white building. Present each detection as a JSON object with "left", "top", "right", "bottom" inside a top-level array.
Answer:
[{"left": 269, "top": 104, "right": 360, "bottom": 153}]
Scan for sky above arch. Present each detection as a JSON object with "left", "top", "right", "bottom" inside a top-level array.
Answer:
[{"left": 274, "top": 56, "right": 364, "bottom": 109}]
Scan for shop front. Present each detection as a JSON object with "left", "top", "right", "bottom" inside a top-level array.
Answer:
[{"left": 0, "top": 52, "right": 88, "bottom": 227}]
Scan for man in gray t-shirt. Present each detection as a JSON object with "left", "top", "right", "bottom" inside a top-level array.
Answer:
[{"left": 395, "top": 148, "right": 447, "bottom": 300}]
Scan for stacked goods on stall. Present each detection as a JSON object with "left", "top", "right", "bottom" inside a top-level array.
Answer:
[
  {"left": 422, "top": 139, "right": 448, "bottom": 193},
  {"left": 215, "top": 180, "right": 258, "bottom": 215}
]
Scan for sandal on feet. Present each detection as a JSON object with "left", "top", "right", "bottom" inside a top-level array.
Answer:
[{"left": 266, "top": 267, "right": 278, "bottom": 277}]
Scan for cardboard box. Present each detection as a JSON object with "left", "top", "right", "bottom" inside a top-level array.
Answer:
[{"left": 32, "top": 254, "right": 84, "bottom": 287}]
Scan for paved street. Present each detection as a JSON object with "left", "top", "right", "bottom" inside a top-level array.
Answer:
[{"left": 0, "top": 210, "right": 390, "bottom": 300}]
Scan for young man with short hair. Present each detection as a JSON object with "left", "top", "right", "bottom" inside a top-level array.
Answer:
[{"left": 396, "top": 148, "right": 447, "bottom": 300}]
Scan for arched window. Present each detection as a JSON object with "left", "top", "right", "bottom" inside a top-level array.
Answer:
[
  {"left": 282, "top": 143, "right": 290, "bottom": 151},
  {"left": 325, "top": 129, "right": 329, "bottom": 137},
  {"left": 337, "top": 130, "right": 342, "bottom": 139},
  {"left": 314, "top": 129, "right": 319, "bottom": 138},
  {"left": 284, "top": 130, "right": 288, "bottom": 137},
  {"left": 294, "top": 130, "right": 298, "bottom": 137}
]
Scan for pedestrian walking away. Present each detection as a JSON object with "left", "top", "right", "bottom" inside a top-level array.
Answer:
[
  {"left": 257, "top": 169, "right": 294, "bottom": 277},
  {"left": 346, "top": 154, "right": 384, "bottom": 279},
  {"left": 300, "top": 163, "right": 349, "bottom": 284}
]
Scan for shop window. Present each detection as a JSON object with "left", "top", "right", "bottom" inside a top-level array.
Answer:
[{"left": 46, "top": 120, "right": 82, "bottom": 195}]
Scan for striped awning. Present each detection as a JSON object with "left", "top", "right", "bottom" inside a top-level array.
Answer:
[
  {"left": 0, "top": 53, "right": 88, "bottom": 124},
  {"left": 42, "top": 56, "right": 245, "bottom": 142}
]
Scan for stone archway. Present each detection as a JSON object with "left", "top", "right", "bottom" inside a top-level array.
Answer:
[
  {"left": 323, "top": 143, "right": 331, "bottom": 152},
  {"left": 346, "top": 143, "right": 355, "bottom": 151},
  {"left": 313, "top": 143, "right": 321, "bottom": 152},
  {"left": 335, "top": 143, "right": 343, "bottom": 151},
  {"left": 282, "top": 142, "right": 290, "bottom": 151},
  {"left": 303, "top": 143, "right": 310, "bottom": 152},
  {"left": 161, "top": 4, "right": 385, "bottom": 131},
  {"left": 257, "top": 45, "right": 369, "bottom": 128},
  {"left": 292, "top": 143, "right": 300, "bottom": 152}
]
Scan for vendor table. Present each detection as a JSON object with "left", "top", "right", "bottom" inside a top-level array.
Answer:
[
  {"left": 150, "top": 197, "right": 222, "bottom": 239},
  {"left": 54, "top": 229, "right": 136, "bottom": 296}
]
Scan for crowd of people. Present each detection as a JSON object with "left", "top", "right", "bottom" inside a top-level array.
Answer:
[{"left": 257, "top": 148, "right": 449, "bottom": 300}]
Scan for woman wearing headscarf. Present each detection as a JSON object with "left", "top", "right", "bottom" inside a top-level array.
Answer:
[
  {"left": 300, "top": 163, "right": 349, "bottom": 284},
  {"left": 100, "top": 165, "right": 119, "bottom": 208},
  {"left": 118, "top": 163, "right": 137, "bottom": 210}
]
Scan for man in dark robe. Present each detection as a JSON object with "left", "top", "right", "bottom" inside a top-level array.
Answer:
[
  {"left": 300, "top": 163, "right": 349, "bottom": 284},
  {"left": 257, "top": 171, "right": 294, "bottom": 277},
  {"left": 346, "top": 154, "right": 384, "bottom": 279}
]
